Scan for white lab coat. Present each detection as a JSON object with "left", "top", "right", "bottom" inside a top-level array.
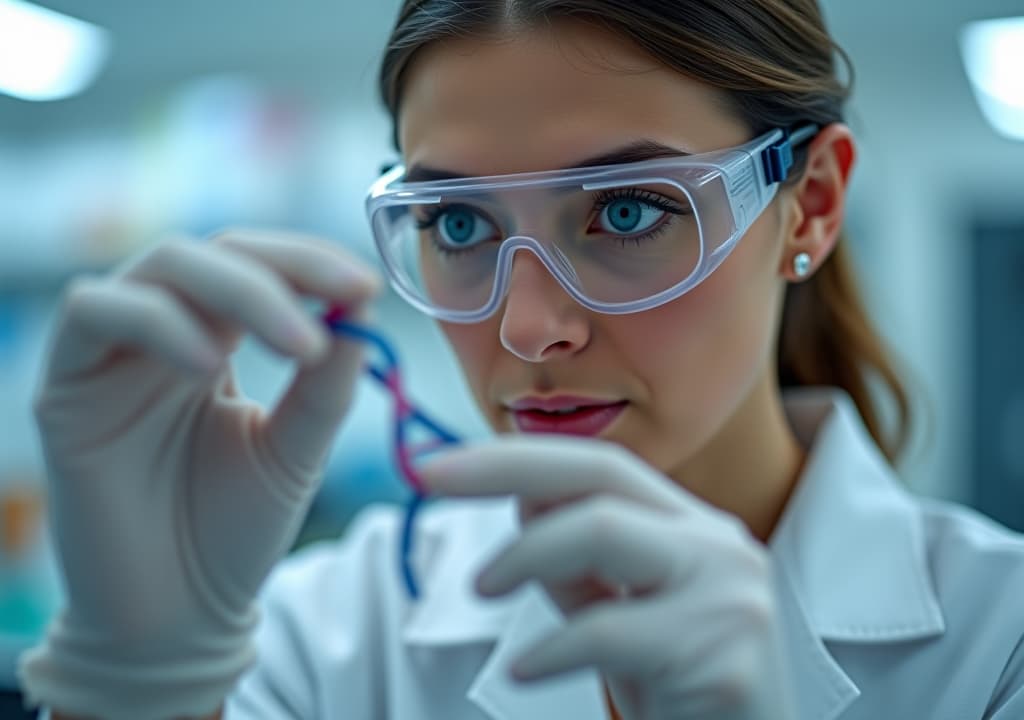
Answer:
[{"left": 221, "top": 387, "right": 1024, "bottom": 719}]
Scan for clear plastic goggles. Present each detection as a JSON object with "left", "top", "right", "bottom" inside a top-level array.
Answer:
[{"left": 366, "top": 125, "right": 817, "bottom": 323}]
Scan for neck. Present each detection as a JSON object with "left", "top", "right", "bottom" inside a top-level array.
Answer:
[{"left": 668, "top": 369, "right": 806, "bottom": 543}]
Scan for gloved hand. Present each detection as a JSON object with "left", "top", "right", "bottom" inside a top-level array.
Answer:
[
  {"left": 18, "top": 230, "right": 381, "bottom": 720},
  {"left": 420, "top": 435, "right": 797, "bottom": 720}
]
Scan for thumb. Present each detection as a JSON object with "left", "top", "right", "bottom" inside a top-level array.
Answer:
[{"left": 262, "top": 305, "right": 371, "bottom": 481}]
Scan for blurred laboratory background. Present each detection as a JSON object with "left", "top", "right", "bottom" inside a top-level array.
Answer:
[{"left": 0, "top": 0, "right": 1022, "bottom": 709}]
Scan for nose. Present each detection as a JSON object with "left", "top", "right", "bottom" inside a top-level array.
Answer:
[{"left": 498, "top": 249, "right": 591, "bottom": 362}]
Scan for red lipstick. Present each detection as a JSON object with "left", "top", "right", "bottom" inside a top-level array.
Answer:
[{"left": 505, "top": 395, "right": 628, "bottom": 436}]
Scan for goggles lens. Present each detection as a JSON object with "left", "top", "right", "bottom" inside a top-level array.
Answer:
[{"left": 373, "top": 178, "right": 712, "bottom": 316}]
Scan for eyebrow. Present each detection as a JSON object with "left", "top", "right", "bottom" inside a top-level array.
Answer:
[{"left": 402, "top": 139, "right": 692, "bottom": 183}]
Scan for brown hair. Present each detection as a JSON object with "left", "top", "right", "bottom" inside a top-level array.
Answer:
[{"left": 378, "top": 0, "right": 913, "bottom": 464}]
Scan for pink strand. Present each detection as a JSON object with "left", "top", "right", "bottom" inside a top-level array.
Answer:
[
  {"left": 324, "top": 305, "right": 348, "bottom": 325},
  {"left": 383, "top": 369, "right": 415, "bottom": 420}
]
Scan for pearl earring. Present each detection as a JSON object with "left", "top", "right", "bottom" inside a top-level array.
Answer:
[{"left": 793, "top": 252, "right": 812, "bottom": 278}]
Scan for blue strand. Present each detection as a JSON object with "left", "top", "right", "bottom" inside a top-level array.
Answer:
[{"left": 324, "top": 313, "right": 461, "bottom": 600}]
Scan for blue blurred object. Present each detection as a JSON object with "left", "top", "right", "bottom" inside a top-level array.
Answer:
[{"left": 0, "top": 299, "right": 21, "bottom": 362}]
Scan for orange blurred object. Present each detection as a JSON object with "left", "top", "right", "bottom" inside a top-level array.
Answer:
[{"left": 0, "top": 484, "right": 44, "bottom": 558}]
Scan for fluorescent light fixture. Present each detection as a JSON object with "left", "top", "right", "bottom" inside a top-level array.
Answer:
[
  {"left": 0, "top": 0, "right": 109, "bottom": 101},
  {"left": 961, "top": 16, "right": 1024, "bottom": 141}
]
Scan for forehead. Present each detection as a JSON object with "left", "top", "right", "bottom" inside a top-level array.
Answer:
[{"left": 397, "top": 20, "right": 749, "bottom": 177}]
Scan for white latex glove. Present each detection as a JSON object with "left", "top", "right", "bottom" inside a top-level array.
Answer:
[
  {"left": 18, "top": 231, "right": 381, "bottom": 720},
  {"left": 420, "top": 435, "right": 796, "bottom": 720}
]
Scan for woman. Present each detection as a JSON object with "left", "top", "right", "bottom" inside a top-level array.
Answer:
[{"left": 20, "top": 1, "right": 1024, "bottom": 719}]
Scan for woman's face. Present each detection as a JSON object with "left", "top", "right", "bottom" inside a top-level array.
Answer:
[{"left": 398, "top": 21, "right": 792, "bottom": 480}]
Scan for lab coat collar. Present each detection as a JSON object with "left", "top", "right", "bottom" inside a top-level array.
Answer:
[
  {"left": 403, "top": 387, "right": 946, "bottom": 720},
  {"left": 770, "top": 387, "right": 945, "bottom": 643},
  {"left": 764, "top": 387, "right": 944, "bottom": 719}
]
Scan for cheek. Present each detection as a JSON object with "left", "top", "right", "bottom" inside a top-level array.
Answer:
[
  {"left": 438, "top": 319, "right": 500, "bottom": 405},
  {"left": 620, "top": 219, "right": 784, "bottom": 432}
]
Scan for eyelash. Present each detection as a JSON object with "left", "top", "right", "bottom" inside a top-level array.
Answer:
[
  {"left": 592, "top": 187, "right": 691, "bottom": 246},
  {"left": 414, "top": 204, "right": 470, "bottom": 232}
]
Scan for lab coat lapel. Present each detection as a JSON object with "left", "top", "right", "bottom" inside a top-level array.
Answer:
[
  {"left": 773, "top": 389, "right": 945, "bottom": 642},
  {"left": 772, "top": 558, "right": 861, "bottom": 720},
  {"left": 769, "top": 388, "right": 946, "bottom": 719},
  {"left": 399, "top": 498, "right": 607, "bottom": 717},
  {"left": 402, "top": 499, "right": 522, "bottom": 647},
  {"left": 466, "top": 584, "right": 609, "bottom": 720}
]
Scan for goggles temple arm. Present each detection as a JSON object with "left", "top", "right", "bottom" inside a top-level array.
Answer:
[{"left": 762, "top": 123, "right": 820, "bottom": 185}]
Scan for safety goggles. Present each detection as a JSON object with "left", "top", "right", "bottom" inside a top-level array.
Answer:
[{"left": 366, "top": 125, "right": 818, "bottom": 323}]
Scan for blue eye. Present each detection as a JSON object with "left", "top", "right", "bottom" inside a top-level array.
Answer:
[
  {"left": 441, "top": 208, "right": 496, "bottom": 248},
  {"left": 411, "top": 203, "right": 499, "bottom": 255},
  {"left": 441, "top": 208, "right": 481, "bottom": 245},
  {"left": 599, "top": 198, "right": 664, "bottom": 234}
]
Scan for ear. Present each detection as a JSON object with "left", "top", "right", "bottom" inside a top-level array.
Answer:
[{"left": 778, "top": 123, "right": 856, "bottom": 281}]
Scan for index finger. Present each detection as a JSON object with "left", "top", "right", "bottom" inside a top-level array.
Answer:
[
  {"left": 211, "top": 228, "right": 383, "bottom": 302},
  {"left": 417, "top": 435, "right": 687, "bottom": 511}
]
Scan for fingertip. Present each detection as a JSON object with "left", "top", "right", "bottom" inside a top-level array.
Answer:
[
  {"left": 280, "top": 315, "right": 332, "bottom": 365},
  {"left": 187, "top": 345, "right": 227, "bottom": 375},
  {"left": 302, "top": 327, "right": 332, "bottom": 366},
  {"left": 509, "top": 654, "right": 544, "bottom": 684},
  {"left": 414, "top": 452, "right": 463, "bottom": 493},
  {"left": 360, "top": 270, "right": 385, "bottom": 297},
  {"left": 474, "top": 565, "right": 504, "bottom": 597},
  {"left": 333, "top": 260, "right": 384, "bottom": 301}
]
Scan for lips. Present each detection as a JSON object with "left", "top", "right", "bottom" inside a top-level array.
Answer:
[{"left": 505, "top": 395, "right": 628, "bottom": 437}]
